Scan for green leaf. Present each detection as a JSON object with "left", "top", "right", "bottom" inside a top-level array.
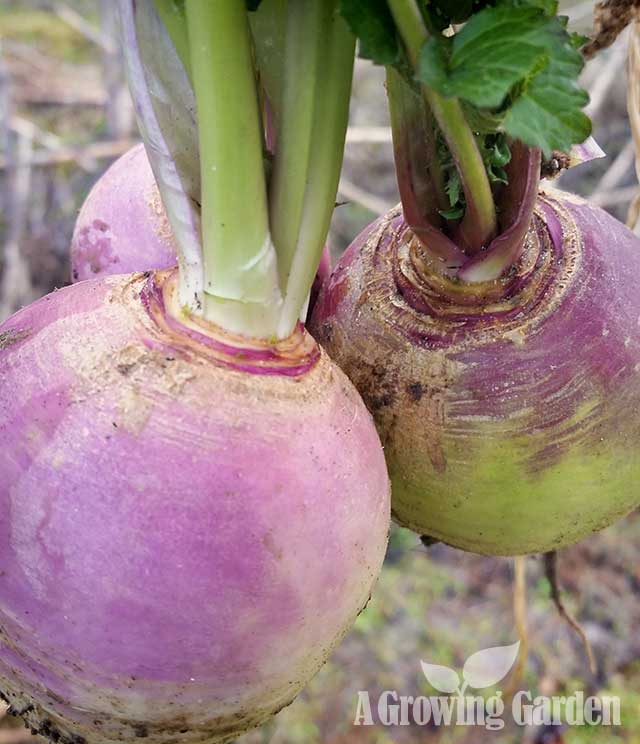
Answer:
[
  {"left": 461, "top": 101, "right": 506, "bottom": 134},
  {"left": 417, "top": 4, "right": 590, "bottom": 154},
  {"left": 446, "top": 169, "right": 461, "bottom": 207},
  {"left": 246, "top": 0, "right": 263, "bottom": 9},
  {"left": 417, "top": 35, "right": 451, "bottom": 93},
  {"left": 491, "top": 138, "right": 511, "bottom": 167},
  {"left": 339, "top": 0, "right": 398, "bottom": 64},
  {"left": 439, "top": 205, "right": 465, "bottom": 220},
  {"left": 503, "top": 48, "right": 591, "bottom": 155},
  {"left": 478, "top": 133, "right": 511, "bottom": 184},
  {"left": 569, "top": 31, "right": 590, "bottom": 49},
  {"left": 418, "top": 6, "right": 568, "bottom": 109}
]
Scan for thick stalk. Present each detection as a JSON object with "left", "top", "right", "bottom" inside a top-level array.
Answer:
[
  {"left": 269, "top": 0, "right": 324, "bottom": 290},
  {"left": 186, "top": 1, "right": 282, "bottom": 337},
  {"left": 154, "top": 0, "right": 191, "bottom": 81},
  {"left": 386, "top": 67, "right": 465, "bottom": 268},
  {"left": 387, "top": 0, "right": 497, "bottom": 252},
  {"left": 387, "top": 68, "right": 448, "bottom": 218},
  {"left": 458, "top": 144, "right": 541, "bottom": 282},
  {"left": 277, "top": 7, "right": 355, "bottom": 337}
]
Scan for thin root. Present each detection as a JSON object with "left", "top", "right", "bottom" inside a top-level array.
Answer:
[
  {"left": 504, "top": 556, "right": 529, "bottom": 698},
  {"left": 543, "top": 551, "right": 598, "bottom": 676}
]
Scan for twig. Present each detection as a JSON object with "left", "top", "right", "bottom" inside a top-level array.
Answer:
[
  {"left": 9, "top": 117, "right": 97, "bottom": 171},
  {"left": 627, "top": 192, "right": 640, "bottom": 225},
  {"left": 590, "top": 183, "right": 639, "bottom": 205},
  {"left": 0, "top": 44, "right": 34, "bottom": 320},
  {"left": 0, "top": 129, "right": 35, "bottom": 320},
  {"left": 591, "top": 138, "right": 635, "bottom": 194},
  {"left": 586, "top": 33, "right": 629, "bottom": 119},
  {"left": 99, "top": 1, "right": 134, "bottom": 138},
  {"left": 53, "top": 2, "right": 116, "bottom": 53},
  {"left": 3, "top": 41, "right": 106, "bottom": 107},
  {"left": 0, "top": 139, "right": 138, "bottom": 171},
  {"left": 627, "top": 19, "right": 640, "bottom": 228},
  {"left": 543, "top": 552, "right": 598, "bottom": 676}
]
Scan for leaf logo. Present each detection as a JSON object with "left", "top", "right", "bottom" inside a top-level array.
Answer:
[
  {"left": 421, "top": 641, "right": 520, "bottom": 695},
  {"left": 419, "top": 662, "right": 460, "bottom": 694},
  {"left": 462, "top": 641, "right": 520, "bottom": 689}
]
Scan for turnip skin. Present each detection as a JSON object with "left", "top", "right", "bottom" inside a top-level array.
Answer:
[
  {"left": 310, "top": 189, "right": 640, "bottom": 556},
  {"left": 70, "top": 144, "right": 178, "bottom": 282},
  {"left": 0, "top": 271, "right": 390, "bottom": 743}
]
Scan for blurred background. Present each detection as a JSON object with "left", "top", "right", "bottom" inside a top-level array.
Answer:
[{"left": 0, "top": 1, "right": 639, "bottom": 742}]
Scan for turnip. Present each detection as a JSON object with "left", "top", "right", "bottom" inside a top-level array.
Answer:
[
  {"left": 311, "top": 0, "right": 640, "bottom": 555},
  {"left": 0, "top": 269, "right": 388, "bottom": 744},
  {"left": 70, "top": 144, "right": 331, "bottom": 312},
  {"left": 0, "top": 2, "right": 389, "bottom": 742},
  {"left": 70, "top": 143, "right": 177, "bottom": 281}
]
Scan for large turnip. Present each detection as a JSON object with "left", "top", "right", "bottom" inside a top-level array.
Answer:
[
  {"left": 310, "top": 1, "right": 640, "bottom": 554},
  {"left": 0, "top": 269, "right": 389, "bottom": 743},
  {"left": 0, "top": 3, "right": 389, "bottom": 743},
  {"left": 311, "top": 190, "right": 640, "bottom": 555}
]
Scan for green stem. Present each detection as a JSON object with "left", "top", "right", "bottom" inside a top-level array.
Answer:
[
  {"left": 154, "top": 0, "right": 192, "bottom": 81},
  {"left": 269, "top": 0, "right": 324, "bottom": 290},
  {"left": 387, "top": 0, "right": 497, "bottom": 252},
  {"left": 185, "top": 0, "right": 282, "bottom": 337},
  {"left": 277, "top": 5, "right": 355, "bottom": 337}
]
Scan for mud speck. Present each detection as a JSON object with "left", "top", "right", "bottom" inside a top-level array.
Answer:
[
  {"left": 116, "top": 362, "right": 136, "bottom": 376},
  {"left": 406, "top": 382, "right": 424, "bottom": 401},
  {"left": 0, "top": 328, "right": 30, "bottom": 350}
]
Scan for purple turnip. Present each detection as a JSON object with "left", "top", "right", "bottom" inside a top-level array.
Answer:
[
  {"left": 0, "top": 269, "right": 389, "bottom": 743},
  {"left": 311, "top": 190, "right": 640, "bottom": 555},
  {"left": 0, "top": 3, "right": 388, "bottom": 743},
  {"left": 70, "top": 144, "right": 177, "bottom": 282},
  {"left": 310, "top": 1, "right": 640, "bottom": 554}
]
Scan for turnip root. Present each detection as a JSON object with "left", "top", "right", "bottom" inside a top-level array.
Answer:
[
  {"left": 70, "top": 144, "right": 177, "bottom": 281},
  {"left": 0, "top": 269, "right": 390, "bottom": 743},
  {"left": 311, "top": 190, "right": 640, "bottom": 555},
  {"left": 70, "top": 145, "right": 331, "bottom": 314}
]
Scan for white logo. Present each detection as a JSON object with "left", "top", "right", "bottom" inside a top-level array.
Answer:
[
  {"left": 420, "top": 641, "right": 520, "bottom": 695},
  {"left": 354, "top": 641, "right": 621, "bottom": 731}
]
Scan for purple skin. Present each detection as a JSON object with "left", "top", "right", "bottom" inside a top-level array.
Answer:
[
  {"left": 70, "top": 144, "right": 177, "bottom": 281},
  {"left": 310, "top": 188, "right": 640, "bottom": 555},
  {"left": 70, "top": 145, "right": 331, "bottom": 314},
  {"left": 0, "top": 270, "right": 390, "bottom": 743}
]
